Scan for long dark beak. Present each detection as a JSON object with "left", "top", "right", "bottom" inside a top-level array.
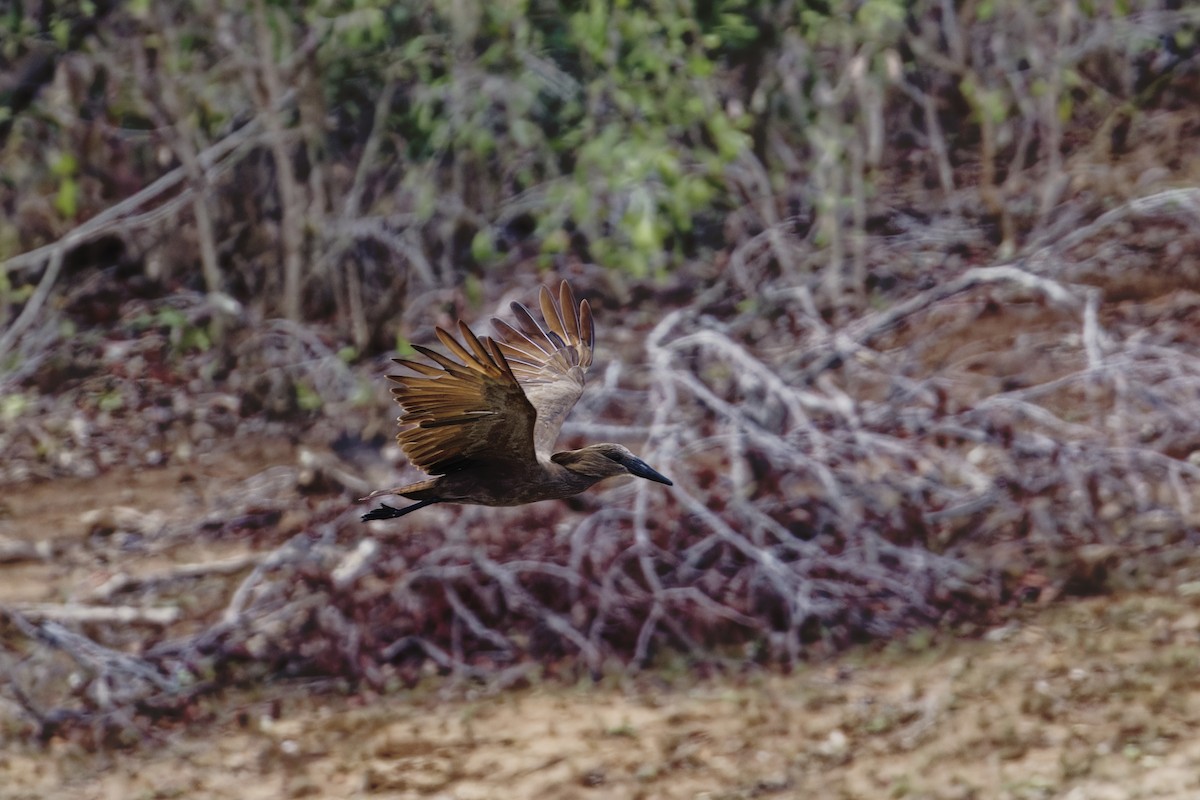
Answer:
[{"left": 622, "top": 455, "right": 673, "bottom": 486}]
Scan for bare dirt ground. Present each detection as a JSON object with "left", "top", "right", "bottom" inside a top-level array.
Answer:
[{"left": 3, "top": 446, "right": 1200, "bottom": 800}]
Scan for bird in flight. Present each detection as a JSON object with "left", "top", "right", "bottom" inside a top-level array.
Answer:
[{"left": 361, "top": 281, "right": 672, "bottom": 521}]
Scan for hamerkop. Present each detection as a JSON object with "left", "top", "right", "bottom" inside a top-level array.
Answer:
[{"left": 361, "top": 281, "right": 672, "bottom": 522}]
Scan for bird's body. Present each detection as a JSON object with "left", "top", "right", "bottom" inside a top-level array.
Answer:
[{"left": 362, "top": 281, "right": 671, "bottom": 521}]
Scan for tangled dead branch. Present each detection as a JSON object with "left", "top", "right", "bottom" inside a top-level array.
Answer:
[{"left": 8, "top": 233, "right": 1200, "bottom": 744}]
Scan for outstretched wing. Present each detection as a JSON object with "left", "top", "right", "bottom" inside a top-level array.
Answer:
[
  {"left": 490, "top": 281, "right": 595, "bottom": 458},
  {"left": 389, "top": 321, "right": 537, "bottom": 475}
]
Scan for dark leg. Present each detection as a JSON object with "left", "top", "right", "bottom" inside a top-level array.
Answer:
[{"left": 361, "top": 498, "right": 443, "bottom": 522}]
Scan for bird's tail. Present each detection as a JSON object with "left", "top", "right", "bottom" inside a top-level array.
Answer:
[{"left": 358, "top": 478, "right": 440, "bottom": 503}]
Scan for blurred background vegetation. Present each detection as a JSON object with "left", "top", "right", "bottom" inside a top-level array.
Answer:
[{"left": 4, "top": 0, "right": 1195, "bottom": 358}]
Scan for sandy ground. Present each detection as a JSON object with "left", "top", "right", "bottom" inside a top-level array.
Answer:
[
  {"left": 3, "top": 446, "right": 1200, "bottom": 800},
  {"left": 4, "top": 595, "right": 1200, "bottom": 798}
]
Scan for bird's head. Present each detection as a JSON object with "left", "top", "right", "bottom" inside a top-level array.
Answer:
[{"left": 552, "top": 443, "right": 673, "bottom": 486}]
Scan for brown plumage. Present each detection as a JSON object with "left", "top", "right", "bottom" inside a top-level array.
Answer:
[{"left": 361, "top": 281, "right": 672, "bottom": 522}]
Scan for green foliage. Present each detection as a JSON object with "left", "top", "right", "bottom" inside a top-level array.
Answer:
[
  {"left": 96, "top": 389, "right": 124, "bottom": 412},
  {"left": 470, "top": 229, "right": 497, "bottom": 263},
  {"left": 393, "top": 334, "right": 417, "bottom": 358},
  {"left": 132, "top": 308, "right": 212, "bottom": 355},
  {"left": 296, "top": 0, "right": 760, "bottom": 275},
  {"left": 50, "top": 152, "right": 79, "bottom": 220},
  {"left": 959, "top": 75, "right": 1012, "bottom": 126},
  {"left": 551, "top": 0, "right": 754, "bottom": 273},
  {"left": 0, "top": 392, "right": 32, "bottom": 422},
  {"left": 463, "top": 273, "right": 484, "bottom": 307},
  {"left": 294, "top": 380, "right": 323, "bottom": 411},
  {"left": 0, "top": 0, "right": 1189, "bottom": 334},
  {"left": 0, "top": 264, "right": 31, "bottom": 302}
]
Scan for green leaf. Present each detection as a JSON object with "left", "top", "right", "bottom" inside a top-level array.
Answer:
[
  {"left": 50, "top": 152, "right": 77, "bottom": 177},
  {"left": 98, "top": 391, "right": 124, "bottom": 413},
  {"left": 54, "top": 177, "right": 78, "bottom": 218},
  {"left": 1057, "top": 94, "right": 1073, "bottom": 124},
  {"left": 541, "top": 228, "right": 569, "bottom": 254},
  {"left": 0, "top": 393, "right": 32, "bottom": 422},
  {"left": 464, "top": 273, "right": 484, "bottom": 307},
  {"left": 394, "top": 335, "right": 416, "bottom": 357},
  {"left": 471, "top": 229, "right": 497, "bottom": 263},
  {"left": 157, "top": 308, "right": 188, "bottom": 330},
  {"left": 51, "top": 17, "right": 69, "bottom": 48},
  {"left": 180, "top": 326, "right": 211, "bottom": 352},
  {"left": 295, "top": 381, "right": 323, "bottom": 412}
]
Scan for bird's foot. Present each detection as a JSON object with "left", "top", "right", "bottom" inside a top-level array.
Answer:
[
  {"left": 361, "top": 498, "right": 442, "bottom": 522},
  {"left": 361, "top": 504, "right": 403, "bottom": 522}
]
